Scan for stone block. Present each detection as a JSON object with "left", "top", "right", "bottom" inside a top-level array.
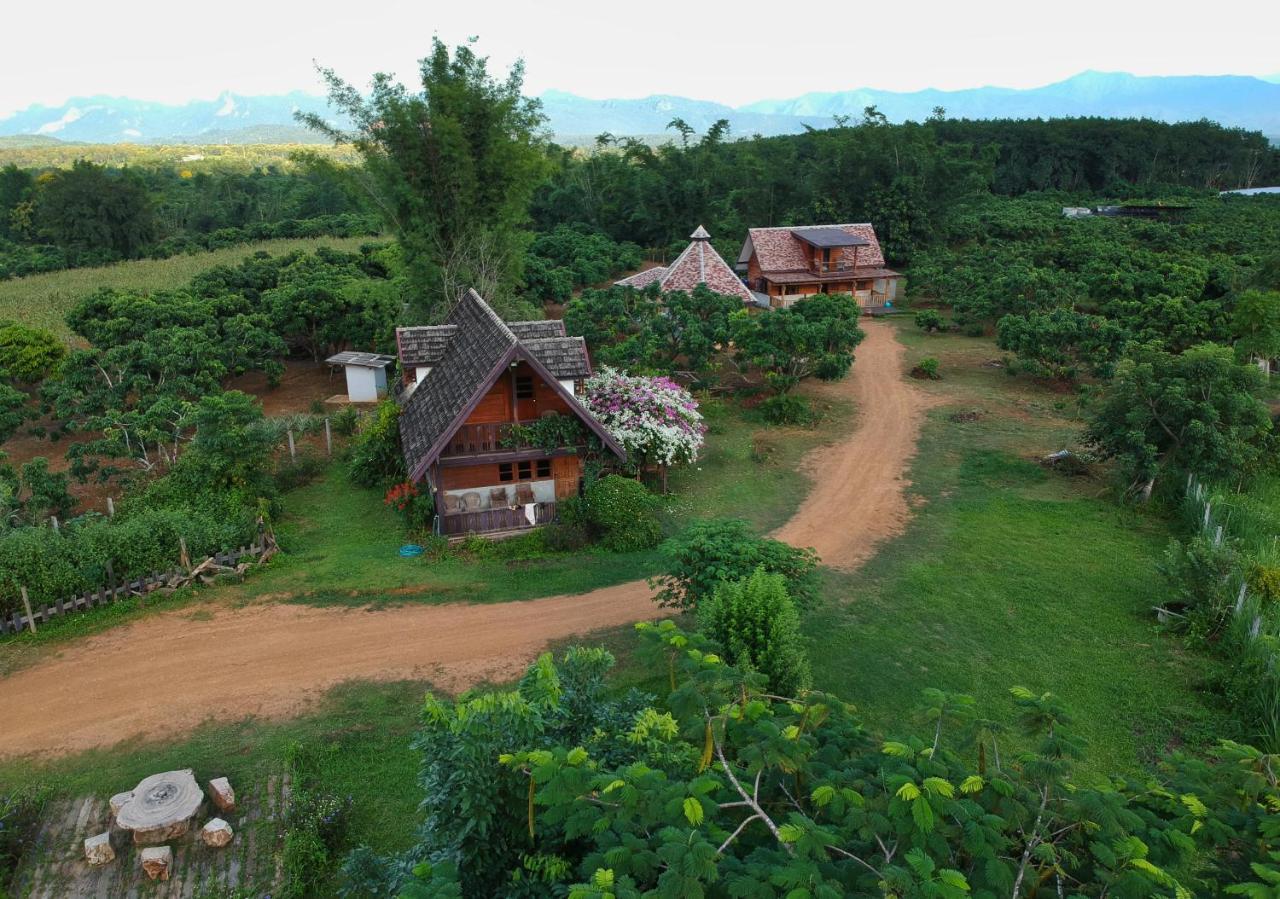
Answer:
[{"left": 139, "top": 845, "right": 172, "bottom": 881}]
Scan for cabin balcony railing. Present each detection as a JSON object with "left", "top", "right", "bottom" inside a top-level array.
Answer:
[
  {"left": 441, "top": 420, "right": 585, "bottom": 457},
  {"left": 809, "top": 260, "right": 857, "bottom": 274}
]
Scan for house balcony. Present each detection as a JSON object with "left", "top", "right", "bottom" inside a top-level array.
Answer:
[
  {"left": 437, "top": 500, "right": 557, "bottom": 539},
  {"left": 809, "top": 259, "right": 858, "bottom": 274},
  {"left": 440, "top": 421, "right": 585, "bottom": 459}
]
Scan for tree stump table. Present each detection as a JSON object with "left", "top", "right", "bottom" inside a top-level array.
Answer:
[{"left": 114, "top": 769, "right": 205, "bottom": 846}]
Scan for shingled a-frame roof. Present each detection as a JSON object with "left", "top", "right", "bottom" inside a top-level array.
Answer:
[
  {"left": 397, "top": 290, "right": 625, "bottom": 483},
  {"left": 615, "top": 226, "right": 755, "bottom": 305}
]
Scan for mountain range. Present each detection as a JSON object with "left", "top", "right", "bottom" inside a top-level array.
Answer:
[{"left": 2, "top": 71, "right": 1277, "bottom": 145}]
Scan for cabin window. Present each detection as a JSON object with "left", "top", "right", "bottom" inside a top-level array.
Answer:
[
  {"left": 515, "top": 375, "right": 535, "bottom": 399},
  {"left": 498, "top": 459, "right": 552, "bottom": 482}
]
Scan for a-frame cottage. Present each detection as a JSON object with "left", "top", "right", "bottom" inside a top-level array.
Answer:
[
  {"left": 615, "top": 225, "right": 758, "bottom": 306},
  {"left": 396, "top": 289, "right": 626, "bottom": 539}
]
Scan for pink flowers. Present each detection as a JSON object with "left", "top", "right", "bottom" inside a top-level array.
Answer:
[{"left": 582, "top": 368, "right": 705, "bottom": 467}]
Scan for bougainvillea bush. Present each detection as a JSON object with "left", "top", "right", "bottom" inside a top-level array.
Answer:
[{"left": 581, "top": 368, "right": 705, "bottom": 469}]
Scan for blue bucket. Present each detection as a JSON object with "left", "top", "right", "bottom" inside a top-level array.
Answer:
[{"left": 399, "top": 544, "right": 424, "bottom": 558}]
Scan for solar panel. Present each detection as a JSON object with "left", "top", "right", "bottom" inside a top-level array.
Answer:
[{"left": 790, "top": 228, "right": 870, "bottom": 248}]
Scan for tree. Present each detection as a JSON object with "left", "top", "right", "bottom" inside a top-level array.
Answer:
[
  {"left": 180, "top": 391, "right": 273, "bottom": 492},
  {"left": 301, "top": 38, "right": 549, "bottom": 317},
  {"left": 581, "top": 368, "right": 705, "bottom": 479},
  {"left": 342, "top": 645, "right": 651, "bottom": 898},
  {"left": 34, "top": 160, "right": 155, "bottom": 259},
  {"left": 18, "top": 457, "right": 75, "bottom": 522},
  {"left": 0, "top": 321, "right": 65, "bottom": 382},
  {"left": 348, "top": 400, "right": 406, "bottom": 488},
  {"left": 732, "top": 295, "right": 865, "bottom": 392},
  {"left": 996, "top": 308, "right": 1128, "bottom": 380},
  {"left": 651, "top": 518, "right": 819, "bottom": 611},
  {"left": 370, "top": 621, "right": 1262, "bottom": 897},
  {"left": 1232, "top": 288, "right": 1280, "bottom": 374},
  {"left": 1085, "top": 342, "right": 1272, "bottom": 499},
  {"left": 0, "top": 381, "right": 26, "bottom": 444},
  {"left": 697, "top": 567, "right": 811, "bottom": 695}
]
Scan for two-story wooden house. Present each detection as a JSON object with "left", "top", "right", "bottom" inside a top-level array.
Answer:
[
  {"left": 396, "top": 289, "right": 625, "bottom": 539},
  {"left": 737, "top": 223, "right": 902, "bottom": 310}
]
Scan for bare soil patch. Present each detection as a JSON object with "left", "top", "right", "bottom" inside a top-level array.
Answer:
[{"left": 0, "top": 321, "right": 930, "bottom": 758}]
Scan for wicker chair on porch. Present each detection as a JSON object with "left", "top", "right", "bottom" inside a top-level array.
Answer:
[
  {"left": 489, "top": 487, "right": 512, "bottom": 509},
  {"left": 514, "top": 484, "right": 536, "bottom": 506}
]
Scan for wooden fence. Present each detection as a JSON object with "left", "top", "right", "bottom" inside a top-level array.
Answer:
[{"left": 0, "top": 543, "right": 266, "bottom": 637}]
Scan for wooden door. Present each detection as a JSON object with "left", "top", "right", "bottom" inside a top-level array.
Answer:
[{"left": 552, "top": 455, "right": 580, "bottom": 500}]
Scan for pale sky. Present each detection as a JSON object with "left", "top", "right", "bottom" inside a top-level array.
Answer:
[{"left": 3, "top": 0, "right": 1278, "bottom": 116}]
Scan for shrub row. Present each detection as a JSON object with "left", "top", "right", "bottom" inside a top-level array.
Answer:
[
  {"left": 0, "top": 213, "right": 382, "bottom": 280},
  {"left": 0, "top": 496, "right": 258, "bottom": 619}
]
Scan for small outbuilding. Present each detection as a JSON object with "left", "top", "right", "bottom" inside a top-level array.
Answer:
[{"left": 325, "top": 351, "right": 397, "bottom": 403}]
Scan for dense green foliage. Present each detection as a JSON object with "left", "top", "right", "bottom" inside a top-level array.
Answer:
[
  {"left": 1085, "top": 343, "right": 1272, "bottom": 497},
  {"left": 732, "top": 293, "right": 866, "bottom": 392},
  {"left": 651, "top": 518, "right": 819, "bottom": 611},
  {"left": 340, "top": 622, "right": 1280, "bottom": 897},
  {"left": 0, "top": 390, "right": 285, "bottom": 616},
  {"left": 348, "top": 401, "right": 407, "bottom": 489},
  {"left": 39, "top": 245, "right": 397, "bottom": 484},
  {"left": 697, "top": 567, "right": 811, "bottom": 695},
  {"left": 524, "top": 224, "right": 642, "bottom": 302},
  {"left": 0, "top": 320, "right": 64, "bottom": 382},
  {"left": 583, "top": 475, "right": 663, "bottom": 552},
  {"left": 534, "top": 117, "right": 1277, "bottom": 265},
  {"left": 302, "top": 38, "right": 548, "bottom": 318},
  {"left": 0, "top": 157, "right": 377, "bottom": 278},
  {"left": 996, "top": 308, "right": 1127, "bottom": 380}
]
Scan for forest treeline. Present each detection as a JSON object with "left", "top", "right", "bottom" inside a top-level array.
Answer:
[
  {"left": 3, "top": 108, "right": 1276, "bottom": 284},
  {"left": 531, "top": 115, "right": 1280, "bottom": 263},
  {"left": 0, "top": 156, "right": 378, "bottom": 278}
]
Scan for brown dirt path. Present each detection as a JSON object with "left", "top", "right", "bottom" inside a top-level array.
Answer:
[{"left": 0, "top": 321, "right": 931, "bottom": 759}]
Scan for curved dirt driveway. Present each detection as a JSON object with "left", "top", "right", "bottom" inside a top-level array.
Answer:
[{"left": 0, "top": 321, "right": 932, "bottom": 758}]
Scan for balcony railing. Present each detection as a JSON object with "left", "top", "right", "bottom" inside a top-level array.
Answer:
[
  {"left": 438, "top": 501, "right": 557, "bottom": 537},
  {"left": 810, "top": 259, "right": 857, "bottom": 274},
  {"left": 441, "top": 420, "right": 586, "bottom": 457}
]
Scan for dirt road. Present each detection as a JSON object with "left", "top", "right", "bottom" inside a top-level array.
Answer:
[{"left": 0, "top": 321, "right": 931, "bottom": 758}]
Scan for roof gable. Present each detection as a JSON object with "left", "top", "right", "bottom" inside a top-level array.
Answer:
[
  {"left": 747, "top": 223, "right": 887, "bottom": 273},
  {"left": 615, "top": 225, "right": 754, "bottom": 304},
  {"left": 398, "top": 290, "right": 618, "bottom": 480}
]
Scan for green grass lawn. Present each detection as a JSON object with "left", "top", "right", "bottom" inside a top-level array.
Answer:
[
  {"left": 805, "top": 319, "right": 1227, "bottom": 776},
  {"left": 0, "top": 395, "right": 848, "bottom": 895},
  {"left": 226, "top": 394, "right": 849, "bottom": 610},
  {"left": 0, "top": 236, "right": 377, "bottom": 338}
]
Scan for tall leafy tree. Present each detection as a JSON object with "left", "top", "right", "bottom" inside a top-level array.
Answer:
[
  {"left": 34, "top": 159, "right": 155, "bottom": 259},
  {"left": 1232, "top": 288, "right": 1280, "bottom": 373},
  {"left": 1085, "top": 342, "right": 1273, "bottom": 499},
  {"left": 301, "top": 38, "right": 549, "bottom": 317}
]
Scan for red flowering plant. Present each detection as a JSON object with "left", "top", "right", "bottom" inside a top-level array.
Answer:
[{"left": 384, "top": 481, "right": 434, "bottom": 533}]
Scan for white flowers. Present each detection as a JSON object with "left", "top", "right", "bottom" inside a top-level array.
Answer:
[{"left": 582, "top": 367, "right": 705, "bottom": 467}]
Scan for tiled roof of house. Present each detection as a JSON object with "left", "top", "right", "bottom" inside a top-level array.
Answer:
[
  {"left": 396, "top": 325, "right": 458, "bottom": 366},
  {"left": 525, "top": 336, "right": 592, "bottom": 379},
  {"left": 509, "top": 320, "right": 567, "bottom": 340},
  {"left": 397, "top": 290, "right": 617, "bottom": 481},
  {"left": 399, "top": 292, "right": 516, "bottom": 480},
  {"left": 615, "top": 226, "right": 754, "bottom": 304},
  {"left": 615, "top": 266, "right": 667, "bottom": 290},
  {"left": 741, "top": 223, "right": 889, "bottom": 273}
]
